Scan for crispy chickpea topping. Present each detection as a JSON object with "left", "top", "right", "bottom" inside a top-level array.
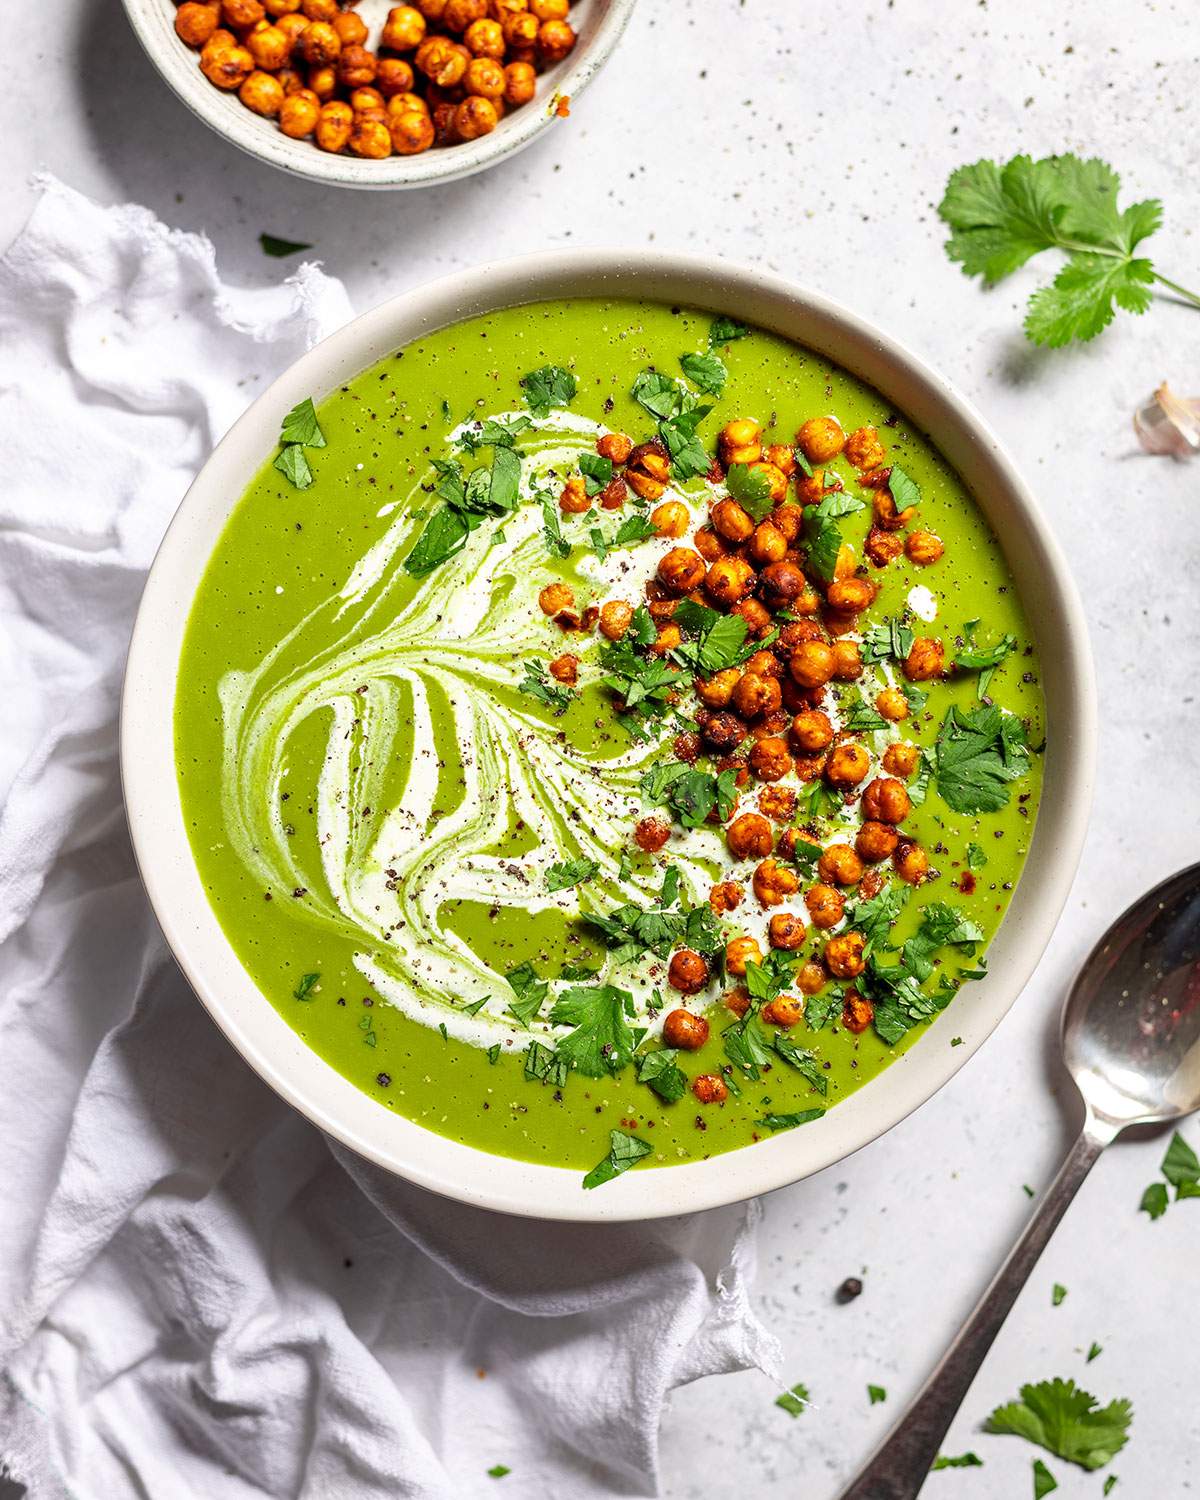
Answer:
[
  {"left": 704, "top": 555, "right": 756, "bottom": 608},
  {"left": 726, "top": 812, "right": 774, "bottom": 861},
  {"left": 893, "top": 839, "right": 931, "bottom": 884},
  {"left": 724, "top": 935, "right": 763, "bottom": 977},
  {"left": 752, "top": 857, "right": 800, "bottom": 907},
  {"left": 656, "top": 548, "right": 706, "bottom": 596},
  {"left": 856, "top": 820, "right": 900, "bottom": 863},
  {"left": 844, "top": 425, "right": 887, "bottom": 470},
  {"left": 748, "top": 736, "right": 793, "bottom": 783},
  {"left": 768, "top": 911, "right": 806, "bottom": 950},
  {"left": 906, "top": 530, "right": 944, "bottom": 565},
  {"left": 825, "top": 741, "right": 870, "bottom": 789},
  {"left": 724, "top": 987, "right": 751, "bottom": 1017},
  {"left": 824, "top": 930, "right": 867, "bottom": 979},
  {"left": 662, "top": 1006, "right": 710, "bottom": 1048},
  {"left": 796, "top": 416, "right": 846, "bottom": 464},
  {"left": 718, "top": 418, "right": 761, "bottom": 467},
  {"left": 650, "top": 500, "right": 689, "bottom": 538},
  {"left": 818, "top": 843, "right": 864, "bottom": 887},
  {"left": 758, "top": 785, "right": 796, "bottom": 823},
  {"left": 634, "top": 816, "right": 670, "bottom": 853},
  {"left": 666, "top": 951, "right": 709, "bottom": 996},
  {"left": 692, "top": 1074, "right": 729, "bottom": 1105},
  {"left": 841, "top": 991, "right": 875, "bottom": 1034},
  {"left": 733, "top": 673, "right": 782, "bottom": 720},
  {"left": 882, "top": 741, "right": 920, "bottom": 778},
  {"left": 789, "top": 709, "right": 834, "bottom": 753},
  {"left": 709, "top": 880, "right": 744, "bottom": 914},
  {"left": 762, "top": 994, "right": 803, "bottom": 1028},
  {"left": 789, "top": 639, "right": 836, "bottom": 689},
  {"left": 805, "top": 883, "right": 845, "bottom": 930},
  {"left": 904, "top": 637, "right": 945, "bottom": 682},
  {"left": 797, "top": 961, "right": 827, "bottom": 995},
  {"left": 548, "top": 652, "right": 578, "bottom": 685},
  {"left": 861, "top": 776, "right": 911, "bottom": 825},
  {"left": 538, "top": 581, "right": 573, "bottom": 616},
  {"left": 876, "top": 688, "right": 910, "bottom": 722},
  {"left": 598, "top": 600, "right": 633, "bottom": 641}
]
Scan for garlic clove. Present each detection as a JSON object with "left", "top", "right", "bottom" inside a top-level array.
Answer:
[{"left": 1134, "top": 381, "right": 1200, "bottom": 457}]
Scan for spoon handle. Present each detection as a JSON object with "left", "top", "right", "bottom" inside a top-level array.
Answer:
[{"left": 837, "top": 1119, "right": 1115, "bottom": 1500}]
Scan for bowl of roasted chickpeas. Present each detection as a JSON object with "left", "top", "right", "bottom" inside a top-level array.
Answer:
[{"left": 122, "top": 0, "right": 637, "bottom": 187}]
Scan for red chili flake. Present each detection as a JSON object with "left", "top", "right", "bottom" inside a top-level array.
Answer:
[{"left": 959, "top": 872, "right": 976, "bottom": 894}]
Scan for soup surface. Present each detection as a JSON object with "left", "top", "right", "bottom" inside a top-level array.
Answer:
[{"left": 175, "top": 298, "right": 1044, "bottom": 1185}]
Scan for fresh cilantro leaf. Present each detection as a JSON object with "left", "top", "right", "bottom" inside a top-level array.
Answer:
[
  {"left": 524, "top": 1040, "right": 568, "bottom": 1086},
  {"left": 850, "top": 883, "right": 908, "bottom": 950},
  {"left": 638, "top": 1047, "right": 688, "bottom": 1103},
  {"left": 518, "top": 661, "right": 573, "bottom": 714},
  {"left": 280, "top": 396, "right": 326, "bottom": 449},
  {"left": 488, "top": 445, "right": 522, "bottom": 512},
  {"left": 541, "top": 495, "right": 571, "bottom": 559},
  {"left": 901, "top": 901, "right": 984, "bottom": 981},
  {"left": 487, "top": 1464, "right": 510, "bottom": 1478},
  {"left": 455, "top": 415, "right": 533, "bottom": 453},
  {"left": 1139, "top": 1181, "right": 1168, "bottom": 1220},
  {"left": 907, "top": 746, "right": 936, "bottom": 807},
  {"left": 785, "top": 837, "right": 824, "bottom": 875},
  {"left": 967, "top": 842, "right": 988, "bottom": 871},
  {"left": 725, "top": 462, "right": 775, "bottom": 521},
  {"left": 629, "top": 605, "right": 656, "bottom": 647},
  {"left": 684, "top": 902, "right": 723, "bottom": 957},
  {"left": 274, "top": 443, "right": 314, "bottom": 490},
  {"left": 760, "top": 1108, "right": 825, "bottom": 1131},
  {"left": 957, "top": 632, "right": 1017, "bottom": 672},
  {"left": 293, "top": 972, "right": 320, "bottom": 1000},
  {"left": 680, "top": 350, "right": 728, "bottom": 395},
  {"left": 260, "top": 233, "right": 312, "bottom": 258},
  {"left": 804, "top": 990, "right": 840, "bottom": 1031},
  {"left": 589, "top": 526, "right": 609, "bottom": 561},
  {"left": 1052, "top": 1283, "right": 1068, "bottom": 1307},
  {"left": 579, "top": 451, "right": 614, "bottom": 496},
  {"left": 867, "top": 1384, "right": 887, "bottom": 1405},
  {"left": 773, "top": 1036, "right": 828, "bottom": 1095},
  {"left": 659, "top": 405, "right": 713, "bottom": 480},
  {"left": 521, "top": 365, "right": 576, "bottom": 417},
  {"left": 938, "top": 153, "right": 1193, "bottom": 347},
  {"left": 841, "top": 690, "right": 888, "bottom": 733},
  {"left": 775, "top": 1382, "right": 809, "bottom": 1417},
  {"left": 744, "top": 951, "right": 799, "bottom": 1004},
  {"left": 1033, "top": 1458, "right": 1059, "bottom": 1498},
  {"left": 671, "top": 599, "right": 752, "bottom": 672},
  {"left": 1087, "top": 1343, "right": 1103, "bottom": 1363},
  {"left": 931, "top": 1452, "right": 983, "bottom": 1469},
  {"left": 631, "top": 370, "right": 685, "bottom": 419},
  {"left": 587, "top": 900, "right": 685, "bottom": 963},
  {"left": 486, "top": 1043, "right": 501, "bottom": 1064},
  {"left": 887, "top": 465, "right": 920, "bottom": 512},
  {"left": 546, "top": 858, "right": 599, "bottom": 892},
  {"left": 1103, "top": 1479, "right": 1118, "bottom": 1496},
  {"left": 462, "top": 994, "right": 492, "bottom": 1016},
  {"left": 984, "top": 1378, "right": 1133, "bottom": 1472},
  {"left": 550, "top": 986, "right": 638, "bottom": 1077},
  {"left": 660, "top": 864, "right": 682, "bottom": 907},
  {"left": 709, "top": 315, "right": 749, "bottom": 347},
  {"left": 861, "top": 620, "right": 915, "bottom": 664},
  {"left": 935, "top": 703, "right": 1031, "bottom": 814},
  {"left": 613, "top": 511, "right": 658, "bottom": 547},
  {"left": 1160, "top": 1129, "right": 1200, "bottom": 1187},
  {"left": 581, "top": 1127, "right": 652, "bottom": 1189},
  {"left": 724, "top": 1015, "right": 776, "bottom": 1080},
  {"left": 803, "top": 490, "right": 865, "bottom": 583},
  {"left": 504, "top": 962, "right": 549, "bottom": 1027}
]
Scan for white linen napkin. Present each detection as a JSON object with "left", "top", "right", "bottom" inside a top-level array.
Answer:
[{"left": 0, "top": 179, "right": 778, "bottom": 1500}]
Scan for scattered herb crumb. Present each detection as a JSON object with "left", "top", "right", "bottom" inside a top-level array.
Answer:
[
  {"left": 293, "top": 971, "right": 319, "bottom": 1001},
  {"left": 259, "top": 232, "right": 312, "bottom": 258},
  {"left": 1033, "top": 1457, "right": 1059, "bottom": 1498},
  {"left": 487, "top": 1464, "right": 510, "bottom": 1478},
  {"left": 1086, "top": 1342, "right": 1102, "bottom": 1364},
  {"left": 775, "top": 1382, "right": 810, "bottom": 1418},
  {"left": 867, "top": 1384, "right": 887, "bottom": 1405},
  {"left": 1052, "top": 1283, "right": 1067, "bottom": 1307},
  {"left": 931, "top": 1452, "right": 983, "bottom": 1469}
]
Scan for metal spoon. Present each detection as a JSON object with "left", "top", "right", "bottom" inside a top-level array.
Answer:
[{"left": 840, "top": 863, "right": 1200, "bottom": 1499}]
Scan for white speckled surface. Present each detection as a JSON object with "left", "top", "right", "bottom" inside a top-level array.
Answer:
[{"left": 5, "top": 0, "right": 1200, "bottom": 1495}]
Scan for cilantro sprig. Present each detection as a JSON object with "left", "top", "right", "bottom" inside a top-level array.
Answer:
[
  {"left": 985, "top": 1377, "right": 1132, "bottom": 1472},
  {"left": 274, "top": 396, "right": 326, "bottom": 490},
  {"left": 939, "top": 153, "right": 1200, "bottom": 346}
]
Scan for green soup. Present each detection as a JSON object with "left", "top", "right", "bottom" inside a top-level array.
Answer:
[{"left": 175, "top": 299, "right": 1043, "bottom": 1184}]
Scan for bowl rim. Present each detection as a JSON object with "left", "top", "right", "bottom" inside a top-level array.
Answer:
[
  {"left": 120, "top": 248, "right": 1096, "bottom": 1222},
  {"left": 118, "top": 0, "right": 637, "bottom": 190}
]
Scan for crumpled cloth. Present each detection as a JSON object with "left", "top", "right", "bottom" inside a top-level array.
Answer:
[{"left": 0, "top": 179, "right": 778, "bottom": 1500}]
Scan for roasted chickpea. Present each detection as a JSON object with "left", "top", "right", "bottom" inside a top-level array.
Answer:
[
  {"left": 454, "top": 94, "right": 499, "bottom": 139},
  {"left": 693, "top": 525, "right": 728, "bottom": 563},
  {"left": 503, "top": 59, "right": 537, "bottom": 104},
  {"left": 726, "top": 812, "right": 773, "bottom": 861},
  {"left": 244, "top": 21, "right": 291, "bottom": 67},
  {"left": 805, "top": 883, "right": 845, "bottom": 930},
  {"left": 893, "top": 839, "right": 930, "bottom": 884},
  {"left": 724, "top": 986, "right": 751, "bottom": 1017},
  {"left": 876, "top": 688, "right": 909, "bottom": 722},
  {"left": 753, "top": 857, "right": 800, "bottom": 907},
  {"left": 825, "top": 741, "right": 870, "bottom": 789},
  {"left": 831, "top": 640, "right": 863, "bottom": 681},
  {"left": 733, "top": 599, "right": 774, "bottom": 639},
  {"left": 334, "top": 43, "right": 375, "bottom": 87},
  {"left": 460, "top": 14, "right": 503, "bottom": 54},
  {"left": 598, "top": 600, "right": 633, "bottom": 642},
  {"left": 906, "top": 530, "right": 944, "bottom": 566},
  {"left": 696, "top": 668, "right": 740, "bottom": 709},
  {"left": 418, "top": 0, "right": 449, "bottom": 16},
  {"left": 674, "top": 730, "right": 702, "bottom": 764},
  {"left": 530, "top": 0, "right": 568, "bottom": 15},
  {"left": 845, "top": 425, "right": 887, "bottom": 470},
  {"left": 789, "top": 709, "right": 834, "bottom": 753},
  {"left": 693, "top": 1073, "right": 729, "bottom": 1105},
  {"left": 797, "top": 960, "right": 827, "bottom": 995},
  {"left": 818, "top": 843, "right": 864, "bottom": 887},
  {"left": 861, "top": 777, "right": 911, "bottom": 825},
  {"left": 201, "top": 37, "right": 254, "bottom": 88},
  {"left": 700, "top": 712, "right": 746, "bottom": 752},
  {"left": 348, "top": 115, "right": 392, "bottom": 156},
  {"left": 796, "top": 416, "right": 844, "bottom": 463},
  {"left": 415, "top": 35, "right": 467, "bottom": 84},
  {"left": 548, "top": 652, "right": 579, "bottom": 685},
  {"left": 747, "top": 737, "right": 793, "bottom": 784},
  {"left": 386, "top": 88, "right": 429, "bottom": 115},
  {"left": 865, "top": 526, "right": 905, "bottom": 567},
  {"left": 444, "top": 0, "right": 487, "bottom": 26},
  {"left": 760, "top": 560, "right": 808, "bottom": 605},
  {"left": 390, "top": 108, "right": 435, "bottom": 153},
  {"left": 650, "top": 623, "right": 682, "bottom": 656},
  {"left": 841, "top": 990, "right": 875, "bottom": 1034},
  {"left": 279, "top": 87, "right": 321, "bottom": 134},
  {"left": 725, "top": 935, "right": 764, "bottom": 977},
  {"left": 626, "top": 442, "right": 671, "bottom": 501},
  {"left": 825, "top": 930, "right": 866, "bottom": 979},
  {"left": 789, "top": 640, "right": 836, "bottom": 689},
  {"left": 904, "top": 637, "right": 945, "bottom": 682},
  {"left": 710, "top": 497, "right": 753, "bottom": 543},
  {"left": 657, "top": 548, "right": 706, "bottom": 597},
  {"left": 756, "top": 789, "right": 795, "bottom": 827},
  {"left": 856, "top": 821, "right": 900, "bottom": 863},
  {"left": 537, "top": 582, "right": 572, "bottom": 616},
  {"left": 872, "top": 488, "right": 914, "bottom": 532},
  {"left": 556, "top": 475, "right": 587, "bottom": 514},
  {"left": 666, "top": 949, "right": 709, "bottom": 996},
  {"left": 314, "top": 98, "right": 353, "bottom": 150},
  {"left": 589, "top": 475, "right": 622, "bottom": 511},
  {"left": 631, "top": 816, "right": 670, "bottom": 854},
  {"left": 383, "top": 5, "right": 428, "bottom": 49},
  {"left": 176, "top": 3, "right": 222, "bottom": 47},
  {"left": 709, "top": 880, "right": 744, "bottom": 914},
  {"left": 719, "top": 418, "right": 761, "bottom": 467},
  {"left": 303, "top": 19, "right": 345, "bottom": 65},
  {"left": 502, "top": 9, "right": 539, "bottom": 48},
  {"left": 237, "top": 69, "right": 283, "bottom": 115},
  {"left": 767, "top": 913, "right": 806, "bottom": 953},
  {"left": 743, "top": 522, "right": 783, "bottom": 566},
  {"left": 662, "top": 1006, "right": 710, "bottom": 1046},
  {"left": 223, "top": 0, "right": 265, "bottom": 25},
  {"left": 826, "top": 577, "right": 875, "bottom": 614},
  {"left": 731, "top": 673, "right": 781, "bottom": 720},
  {"left": 643, "top": 500, "right": 686, "bottom": 539},
  {"left": 761, "top": 994, "right": 803, "bottom": 1028},
  {"left": 301, "top": 0, "right": 337, "bottom": 18},
  {"left": 761, "top": 443, "right": 794, "bottom": 478},
  {"left": 766, "top": 506, "right": 800, "bottom": 546},
  {"left": 276, "top": 11, "right": 308, "bottom": 44},
  {"left": 588, "top": 432, "right": 629, "bottom": 466},
  {"left": 331, "top": 9, "right": 368, "bottom": 43},
  {"left": 307, "top": 63, "right": 338, "bottom": 99},
  {"left": 883, "top": 741, "right": 920, "bottom": 778},
  {"left": 376, "top": 56, "right": 416, "bottom": 95},
  {"left": 265, "top": 0, "right": 301, "bottom": 13}
]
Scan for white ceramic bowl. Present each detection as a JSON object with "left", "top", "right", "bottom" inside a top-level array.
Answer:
[
  {"left": 120, "top": 0, "right": 636, "bottom": 189},
  {"left": 121, "top": 250, "right": 1096, "bottom": 1221}
]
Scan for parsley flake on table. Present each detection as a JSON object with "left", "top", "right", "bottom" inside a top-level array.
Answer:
[
  {"left": 680, "top": 350, "right": 727, "bottom": 395},
  {"left": 582, "top": 1127, "right": 652, "bottom": 1189},
  {"left": 520, "top": 364, "right": 576, "bottom": 417},
  {"left": 1033, "top": 1458, "right": 1059, "bottom": 1498},
  {"left": 938, "top": 153, "right": 1200, "bottom": 346},
  {"left": 259, "top": 233, "right": 312, "bottom": 258},
  {"left": 984, "top": 1377, "right": 1132, "bottom": 1471},
  {"left": 1052, "top": 1283, "right": 1067, "bottom": 1307},
  {"left": 546, "top": 858, "right": 599, "bottom": 892},
  {"left": 1138, "top": 1129, "right": 1200, "bottom": 1217},
  {"left": 293, "top": 971, "right": 320, "bottom": 1001},
  {"left": 931, "top": 1451, "right": 983, "bottom": 1469},
  {"left": 1103, "top": 1477, "right": 1118, "bottom": 1495},
  {"left": 487, "top": 1463, "right": 510, "bottom": 1478},
  {"left": 1086, "top": 1343, "right": 1103, "bottom": 1364},
  {"left": 867, "top": 1384, "right": 887, "bottom": 1405},
  {"left": 935, "top": 703, "right": 1031, "bottom": 814},
  {"left": 775, "top": 1382, "right": 810, "bottom": 1417}
]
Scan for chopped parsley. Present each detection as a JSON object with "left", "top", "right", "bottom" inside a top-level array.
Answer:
[
  {"left": 259, "top": 233, "right": 312, "bottom": 257},
  {"left": 887, "top": 465, "right": 920, "bottom": 512},
  {"left": 680, "top": 350, "right": 727, "bottom": 395},
  {"left": 773, "top": 1035, "right": 828, "bottom": 1095},
  {"left": 957, "top": 627, "right": 1018, "bottom": 699},
  {"left": 802, "top": 490, "right": 866, "bottom": 583},
  {"left": 867, "top": 1384, "right": 887, "bottom": 1405},
  {"left": 967, "top": 841, "right": 988, "bottom": 871},
  {"left": 774, "top": 1382, "right": 810, "bottom": 1417},
  {"left": 524, "top": 1040, "right": 568, "bottom": 1087},
  {"left": 518, "top": 660, "right": 573, "bottom": 714},
  {"left": 280, "top": 396, "right": 326, "bottom": 450},
  {"left": 549, "top": 984, "right": 637, "bottom": 1077},
  {"left": 486, "top": 1043, "right": 501, "bottom": 1064},
  {"left": 520, "top": 364, "right": 576, "bottom": 417},
  {"left": 579, "top": 450, "right": 613, "bottom": 495},
  {"left": 708, "top": 315, "right": 749, "bottom": 347},
  {"left": 455, "top": 414, "right": 532, "bottom": 453},
  {"left": 1103, "top": 1479, "right": 1118, "bottom": 1496},
  {"left": 1087, "top": 1343, "right": 1103, "bottom": 1364},
  {"left": 487, "top": 1464, "right": 510, "bottom": 1478},
  {"left": 582, "top": 1127, "right": 652, "bottom": 1189},
  {"left": 849, "top": 883, "right": 908, "bottom": 950},
  {"left": 935, "top": 703, "right": 1031, "bottom": 813},
  {"left": 841, "top": 690, "right": 888, "bottom": 734},
  {"left": 1033, "top": 1458, "right": 1059, "bottom": 1498},
  {"left": 931, "top": 1452, "right": 983, "bottom": 1469},
  {"left": 637, "top": 1047, "right": 688, "bottom": 1103},
  {"left": 640, "top": 760, "right": 738, "bottom": 829},
  {"left": 1139, "top": 1181, "right": 1169, "bottom": 1220},
  {"left": 759, "top": 1108, "right": 825, "bottom": 1132},
  {"left": 405, "top": 449, "right": 523, "bottom": 576},
  {"left": 612, "top": 511, "right": 658, "bottom": 546},
  {"left": 629, "top": 369, "right": 713, "bottom": 479},
  {"left": 1139, "top": 1128, "right": 1200, "bottom": 1217},
  {"left": 504, "top": 962, "right": 549, "bottom": 1028},
  {"left": 546, "top": 858, "right": 599, "bottom": 892},
  {"left": 861, "top": 619, "right": 915, "bottom": 664},
  {"left": 984, "top": 1378, "right": 1132, "bottom": 1472},
  {"left": 293, "top": 971, "right": 320, "bottom": 1001},
  {"left": 1052, "top": 1283, "right": 1068, "bottom": 1306},
  {"left": 725, "top": 462, "right": 775, "bottom": 520},
  {"left": 671, "top": 599, "right": 754, "bottom": 672},
  {"left": 540, "top": 494, "right": 571, "bottom": 559}
]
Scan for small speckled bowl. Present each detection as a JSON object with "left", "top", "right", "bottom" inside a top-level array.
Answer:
[
  {"left": 122, "top": 251, "right": 1096, "bottom": 1221},
  {"left": 119, "top": 0, "right": 636, "bottom": 189}
]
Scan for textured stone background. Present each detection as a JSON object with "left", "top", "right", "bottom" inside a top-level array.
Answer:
[{"left": 5, "top": 0, "right": 1199, "bottom": 1494}]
